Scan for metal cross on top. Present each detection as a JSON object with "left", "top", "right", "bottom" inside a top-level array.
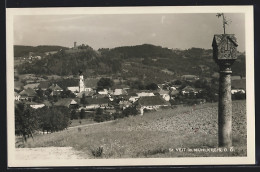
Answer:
[{"left": 216, "top": 13, "right": 232, "bottom": 34}]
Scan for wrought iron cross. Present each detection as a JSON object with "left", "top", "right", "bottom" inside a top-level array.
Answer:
[{"left": 216, "top": 13, "right": 231, "bottom": 34}]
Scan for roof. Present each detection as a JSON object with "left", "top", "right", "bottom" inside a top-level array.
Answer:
[
  {"left": 19, "top": 88, "right": 36, "bottom": 97},
  {"left": 77, "top": 91, "right": 95, "bottom": 98},
  {"left": 232, "top": 79, "right": 246, "bottom": 90},
  {"left": 54, "top": 98, "right": 78, "bottom": 107},
  {"left": 49, "top": 84, "right": 63, "bottom": 91},
  {"left": 14, "top": 92, "right": 20, "bottom": 97},
  {"left": 113, "top": 89, "right": 127, "bottom": 96},
  {"left": 38, "top": 81, "right": 51, "bottom": 89},
  {"left": 158, "top": 90, "right": 169, "bottom": 95},
  {"left": 85, "top": 97, "right": 109, "bottom": 105},
  {"left": 212, "top": 34, "right": 238, "bottom": 47},
  {"left": 137, "top": 92, "right": 155, "bottom": 97},
  {"left": 138, "top": 96, "right": 170, "bottom": 106},
  {"left": 24, "top": 83, "right": 40, "bottom": 89},
  {"left": 182, "top": 86, "right": 196, "bottom": 92},
  {"left": 84, "top": 78, "right": 98, "bottom": 88}
]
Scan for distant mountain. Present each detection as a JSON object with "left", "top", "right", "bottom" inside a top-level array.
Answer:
[
  {"left": 16, "top": 44, "right": 246, "bottom": 83},
  {"left": 14, "top": 45, "right": 69, "bottom": 57}
]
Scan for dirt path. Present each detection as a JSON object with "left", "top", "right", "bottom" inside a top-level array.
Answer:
[
  {"left": 68, "top": 120, "right": 115, "bottom": 130},
  {"left": 15, "top": 147, "right": 86, "bottom": 160}
]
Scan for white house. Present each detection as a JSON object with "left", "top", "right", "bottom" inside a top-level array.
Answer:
[
  {"left": 14, "top": 92, "right": 20, "bottom": 101},
  {"left": 98, "top": 89, "right": 108, "bottom": 95},
  {"left": 137, "top": 92, "right": 155, "bottom": 97},
  {"left": 231, "top": 89, "right": 245, "bottom": 94},
  {"left": 67, "top": 86, "right": 79, "bottom": 93}
]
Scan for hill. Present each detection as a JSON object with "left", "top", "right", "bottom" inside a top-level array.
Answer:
[
  {"left": 15, "top": 44, "right": 246, "bottom": 82},
  {"left": 22, "top": 100, "right": 246, "bottom": 158},
  {"left": 14, "top": 45, "right": 69, "bottom": 57}
]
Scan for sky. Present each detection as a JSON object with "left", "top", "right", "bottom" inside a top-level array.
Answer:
[{"left": 13, "top": 13, "right": 245, "bottom": 52}]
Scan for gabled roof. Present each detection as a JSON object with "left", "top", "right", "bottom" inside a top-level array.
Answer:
[
  {"left": 113, "top": 89, "right": 128, "bottom": 96},
  {"left": 137, "top": 92, "right": 155, "bottom": 97},
  {"left": 138, "top": 96, "right": 170, "bottom": 106},
  {"left": 77, "top": 91, "right": 95, "bottom": 98},
  {"left": 84, "top": 78, "right": 98, "bottom": 88},
  {"left": 212, "top": 34, "right": 238, "bottom": 47},
  {"left": 54, "top": 98, "right": 78, "bottom": 107},
  {"left": 49, "top": 84, "right": 63, "bottom": 91},
  {"left": 182, "top": 86, "right": 195, "bottom": 92},
  {"left": 38, "top": 81, "right": 51, "bottom": 89},
  {"left": 85, "top": 97, "right": 109, "bottom": 105},
  {"left": 14, "top": 92, "right": 20, "bottom": 97},
  {"left": 19, "top": 88, "right": 37, "bottom": 97},
  {"left": 24, "top": 83, "right": 40, "bottom": 89}
]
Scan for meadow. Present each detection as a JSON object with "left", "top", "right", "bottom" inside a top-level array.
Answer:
[{"left": 22, "top": 100, "right": 247, "bottom": 158}]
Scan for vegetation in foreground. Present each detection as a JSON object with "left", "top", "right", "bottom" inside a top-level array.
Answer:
[{"left": 20, "top": 101, "right": 246, "bottom": 158}]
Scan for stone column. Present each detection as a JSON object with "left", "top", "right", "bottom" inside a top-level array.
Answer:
[
  {"left": 218, "top": 64, "right": 232, "bottom": 147},
  {"left": 212, "top": 34, "right": 238, "bottom": 147}
]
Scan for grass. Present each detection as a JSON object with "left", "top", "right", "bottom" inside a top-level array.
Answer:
[
  {"left": 69, "top": 119, "right": 95, "bottom": 127},
  {"left": 21, "top": 100, "right": 247, "bottom": 158}
]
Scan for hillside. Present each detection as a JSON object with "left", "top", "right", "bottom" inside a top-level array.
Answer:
[
  {"left": 15, "top": 44, "right": 246, "bottom": 82},
  {"left": 14, "top": 45, "right": 69, "bottom": 57},
  {"left": 22, "top": 100, "right": 246, "bottom": 158}
]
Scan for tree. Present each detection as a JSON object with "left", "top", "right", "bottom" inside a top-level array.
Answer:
[
  {"left": 80, "top": 93, "right": 87, "bottom": 105},
  {"left": 97, "top": 78, "right": 114, "bottom": 91},
  {"left": 145, "top": 83, "right": 158, "bottom": 90},
  {"left": 94, "top": 108, "right": 104, "bottom": 122},
  {"left": 15, "top": 103, "right": 38, "bottom": 141},
  {"left": 122, "top": 106, "right": 138, "bottom": 117},
  {"left": 36, "top": 106, "right": 71, "bottom": 133},
  {"left": 80, "top": 109, "right": 85, "bottom": 119},
  {"left": 70, "top": 109, "right": 78, "bottom": 120}
]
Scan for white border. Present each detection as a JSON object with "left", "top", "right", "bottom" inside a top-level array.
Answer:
[{"left": 6, "top": 6, "right": 255, "bottom": 167}]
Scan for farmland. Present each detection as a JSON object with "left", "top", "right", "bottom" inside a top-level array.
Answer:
[{"left": 21, "top": 100, "right": 246, "bottom": 158}]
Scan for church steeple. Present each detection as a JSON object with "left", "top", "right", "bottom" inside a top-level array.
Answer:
[{"left": 79, "top": 70, "right": 85, "bottom": 93}]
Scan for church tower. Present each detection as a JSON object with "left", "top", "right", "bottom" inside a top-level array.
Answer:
[{"left": 79, "top": 70, "right": 85, "bottom": 93}]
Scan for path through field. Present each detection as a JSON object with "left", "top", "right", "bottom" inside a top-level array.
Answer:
[{"left": 15, "top": 147, "right": 85, "bottom": 160}]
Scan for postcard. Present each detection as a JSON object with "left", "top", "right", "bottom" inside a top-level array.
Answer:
[{"left": 6, "top": 6, "right": 255, "bottom": 167}]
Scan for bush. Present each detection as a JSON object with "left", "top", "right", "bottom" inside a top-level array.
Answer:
[{"left": 91, "top": 146, "right": 103, "bottom": 157}]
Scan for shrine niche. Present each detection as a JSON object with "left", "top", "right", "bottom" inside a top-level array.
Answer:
[{"left": 212, "top": 34, "right": 238, "bottom": 63}]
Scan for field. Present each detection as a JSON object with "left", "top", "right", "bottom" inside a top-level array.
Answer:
[{"left": 22, "top": 100, "right": 247, "bottom": 159}]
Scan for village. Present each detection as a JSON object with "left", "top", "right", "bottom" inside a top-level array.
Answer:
[{"left": 14, "top": 65, "right": 246, "bottom": 124}]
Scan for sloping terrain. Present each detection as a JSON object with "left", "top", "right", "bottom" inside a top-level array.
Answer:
[{"left": 22, "top": 100, "right": 246, "bottom": 158}]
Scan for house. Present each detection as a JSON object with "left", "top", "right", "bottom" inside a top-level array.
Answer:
[
  {"left": 49, "top": 84, "right": 63, "bottom": 92},
  {"left": 119, "top": 100, "right": 132, "bottom": 110},
  {"left": 181, "top": 86, "right": 198, "bottom": 95},
  {"left": 137, "top": 96, "right": 170, "bottom": 115},
  {"left": 67, "top": 86, "right": 79, "bottom": 93},
  {"left": 26, "top": 102, "right": 45, "bottom": 109},
  {"left": 54, "top": 98, "right": 79, "bottom": 108},
  {"left": 158, "top": 90, "right": 170, "bottom": 101},
  {"left": 137, "top": 92, "right": 155, "bottom": 97},
  {"left": 98, "top": 89, "right": 108, "bottom": 95},
  {"left": 181, "top": 75, "right": 199, "bottom": 81},
  {"left": 85, "top": 97, "right": 110, "bottom": 110},
  {"left": 113, "top": 89, "right": 128, "bottom": 96},
  {"left": 14, "top": 92, "right": 20, "bottom": 101},
  {"left": 231, "top": 89, "right": 245, "bottom": 94},
  {"left": 129, "top": 93, "right": 139, "bottom": 103},
  {"left": 19, "top": 88, "right": 37, "bottom": 101},
  {"left": 84, "top": 78, "right": 98, "bottom": 91},
  {"left": 24, "top": 83, "right": 40, "bottom": 90},
  {"left": 49, "top": 84, "right": 63, "bottom": 96},
  {"left": 77, "top": 91, "right": 95, "bottom": 98},
  {"left": 38, "top": 81, "right": 51, "bottom": 91}
]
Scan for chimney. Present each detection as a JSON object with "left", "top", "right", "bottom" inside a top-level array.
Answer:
[{"left": 74, "top": 42, "right": 77, "bottom": 48}]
